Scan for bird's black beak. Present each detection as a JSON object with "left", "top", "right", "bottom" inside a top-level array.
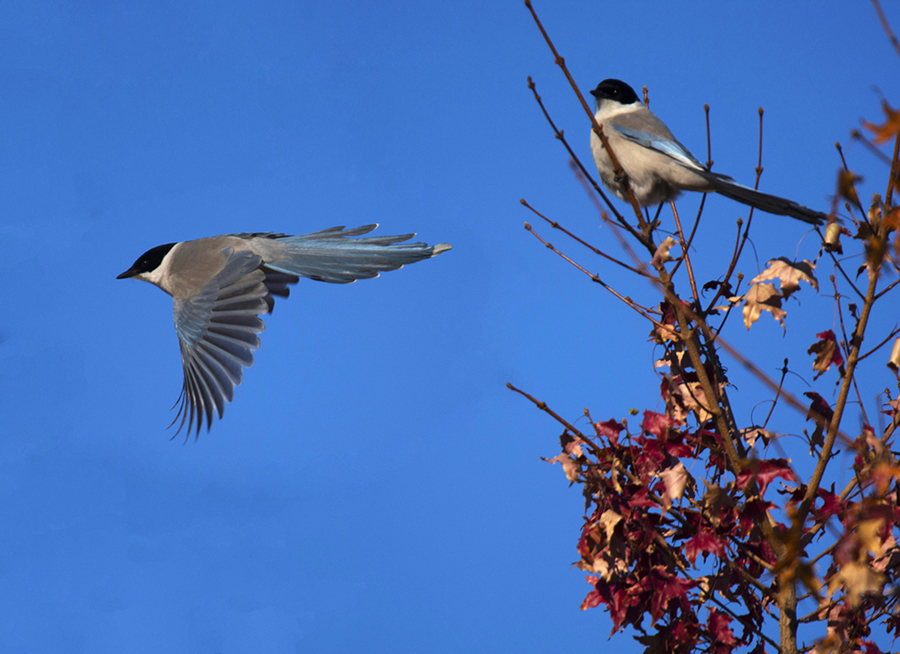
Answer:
[
  {"left": 589, "top": 87, "right": 601, "bottom": 98},
  {"left": 116, "top": 267, "right": 140, "bottom": 279}
]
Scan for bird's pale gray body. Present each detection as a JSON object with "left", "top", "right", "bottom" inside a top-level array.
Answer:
[
  {"left": 589, "top": 79, "right": 826, "bottom": 225},
  {"left": 118, "top": 224, "right": 451, "bottom": 437},
  {"left": 591, "top": 100, "right": 710, "bottom": 205}
]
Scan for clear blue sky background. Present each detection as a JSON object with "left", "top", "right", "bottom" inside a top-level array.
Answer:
[{"left": 1, "top": 1, "right": 897, "bottom": 652}]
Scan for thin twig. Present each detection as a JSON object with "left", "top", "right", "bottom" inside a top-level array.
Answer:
[
  {"left": 523, "top": 0, "right": 647, "bottom": 228},
  {"left": 874, "top": 277, "right": 900, "bottom": 301},
  {"left": 520, "top": 199, "right": 648, "bottom": 277},
  {"left": 872, "top": 0, "right": 900, "bottom": 59},
  {"left": 761, "top": 360, "right": 789, "bottom": 431},
  {"left": 526, "top": 76, "right": 633, "bottom": 233},
  {"left": 825, "top": 249, "right": 866, "bottom": 301},
  {"left": 887, "top": 129, "right": 900, "bottom": 205},
  {"left": 832, "top": 276, "right": 871, "bottom": 427},
  {"left": 523, "top": 222, "right": 662, "bottom": 327},
  {"left": 799, "top": 264, "right": 882, "bottom": 520},
  {"left": 850, "top": 130, "right": 893, "bottom": 166},
  {"left": 857, "top": 325, "right": 900, "bottom": 362},
  {"left": 669, "top": 201, "right": 700, "bottom": 304},
  {"left": 506, "top": 382, "right": 590, "bottom": 444}
]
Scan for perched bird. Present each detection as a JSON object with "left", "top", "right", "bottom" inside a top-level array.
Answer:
[
  {"left": 589, "top": 78, "right": 826, "bottom": 225},
  {"left": 117, "top": 224, "right": 451, "bottom": 437}
]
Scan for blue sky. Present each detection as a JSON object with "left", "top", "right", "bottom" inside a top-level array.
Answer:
[{"left": 1, "top": 1, "right": 897, "bottom": 652}]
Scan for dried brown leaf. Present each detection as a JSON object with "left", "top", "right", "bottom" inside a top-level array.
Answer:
[
  {"left": 749, "top": 257, "right": 818, "bottom": 298},
  {"left": 742, "top": 282, "right": 786, "bottom": 329}
]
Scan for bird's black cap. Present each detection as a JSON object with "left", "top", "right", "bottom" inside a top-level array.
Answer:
[
  {"left": 117, "top": 243, "right": 177, "bottom": 279},
  {"left": 590, "top": 79, "right": 640, "bottom": 105}
]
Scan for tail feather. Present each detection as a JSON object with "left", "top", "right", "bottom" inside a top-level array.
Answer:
[
  {"left": 262, "top": 226, "right": 451, "bottom": 284},
  {"left": 696, "top": 171, "right": 826, "bottom": 226}
]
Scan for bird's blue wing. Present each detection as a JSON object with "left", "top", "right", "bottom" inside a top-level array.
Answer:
[
  {"left": 613, "top": 125, "right": 706, "bottom": 170},
  {"left": 171, "top": 248, "right": 268, "bottom": 438}
]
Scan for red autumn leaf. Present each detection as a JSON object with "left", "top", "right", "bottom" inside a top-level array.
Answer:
[
  {"left": 738, "top": 498, "right": 776, "bottom": 536},
  {"left": 684, "top": 528, "right": 728, "bottom": 564},
  {"left": 627, "top": 485, "right": 657, "bottom": 509},
  {"left": 671, "top": 618, "right": 700, "bottom": 648},
  {"left": 862, "top": 640, "right": 884, "bottom": 654},
  {"left": 580, "top": 576, "right": 603, "bottom": 610},
  {"left": 736, "top": 459, "right": 798, "bottom": 495},
  {"left": 812, "top": 485, "right": 845, "bottom": 523},
  {"left": 642, "top": 410, "right": 675, "bottom": 438},
  {"left": 606, "top": 586, "right": 637, "bottom": 634},
  {"left": 808, "top": 329, "right": 845, "bottom": 379},
  {"left": 883, "top": 396, "right": 900, "bottom": 421},
  {"left": 649, "top": 569, "right": 694, "bottom": 624},
  {"left": 594, "top": 419, "right": 625, "bottom": 445},
  {"left": 708, "top": 608, "right": 737, "bottom": 646},
  {"left": 804, "top": 391, "right": 834, "bottom": 426}
]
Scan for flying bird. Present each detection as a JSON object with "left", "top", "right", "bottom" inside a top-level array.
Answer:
[
  {"left": 117, "top": 224, "right": 451, "bottom": 437},
  {"left": 589, "top": 78, "right": 826, "bottom": 225}
]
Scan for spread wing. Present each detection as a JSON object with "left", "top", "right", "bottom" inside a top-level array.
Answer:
[{"left": 171, "top": 248, "right": 268, "bottom": 438}]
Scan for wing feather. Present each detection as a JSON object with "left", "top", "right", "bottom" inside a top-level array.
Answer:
[{"left": 171, "top": 248, "right": 268, "bottom": 439}]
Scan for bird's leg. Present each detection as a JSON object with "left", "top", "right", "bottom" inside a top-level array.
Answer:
[{"left": 648, "top": 202, "right": 664, "bottom": 231}]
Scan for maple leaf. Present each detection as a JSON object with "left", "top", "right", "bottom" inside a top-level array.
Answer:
[
  {"left": 700, "top": 482, "right": 737, "bottom": 529},
  {"left": 888, "top": 339, "right": 900, "bottom": 372},
  {"left": 666, "top": 376, "right": 715, "bottom": 424},
  {"left": 824, "top": 222, "right": 846, "bottom": 254},
  {"left": 828, "top": 518, "right": 888, "bottom": 607},
  {"left": 741, "top": 283, "right": 786, "bottom": 329},
  {"left": 808, "top": 330, "right": 846, "bottom": 379},
  {"left": 598, "top": 509, "right": 623, "bottom": 541},
  {"left": 594, "top": 418, "right": 625, "bottom": 445},
  {"left": 804, "top": 392, "right": 834, "bottom": 452},
  {"left": 642, "top": 410, "right": 676, "bottom": 438},
  {"left": 652, "top": 235, "right": 678, "bottom": 269},
  {"left": 804, "top": 391, "right": 834, "bottom": 423},
  {"left": 871, "top": 461, "right": 900, "bottom": 495},
  {"left": 652, "top": 301, "right": 686, "bottom": 344},
  {"left": 738, "top": 498, "right": 776, "bottom": 538},
  {"left": 580, "top": 576, "right": 603, "bottom": 610},
  {"left": 634, "top": 633, "right": 670, "bottom": 654},
  {"left": 861, "top": 641, "right": 884, "bottom": 654},
  {"left": 659, "top": 462, "right": 688, "bottom": 510},
  {"left": 648, "top": 567, "right": 694, "bottom": 624},
  {"left": 545, "top": 453, "right": 579, "bottom": 482},
  {"left": 684, "top": 528, "right": 728, "bottom": 565},
  {"left": 811, "top": 486, "right": 845, "bottom": 523},
  {"left": 708, "top": 608, "right": 737, "bottom": 646},
  {"left": 561, "top": 436, "right": 583, "bottom": 458},
  {"left": 827, "top": 560, "right": 885, "bottom": 608},
  {"left": 873, "top": 533, "right": 899, "bottom": 573},
  {"left": 748, "top": 641, "right": 766, "bottom": 654},
  {"left": 739, "top": 425, "right": 776, "bottom": 448},
  {"left": 861, "top": 99, "right": 900, "bottom": 145},
  {"left": 750, "top": 257, "right": 818, "bottom": 298},
  {"left": 736, "top": 458, "right": 798, "bottom": 496}
]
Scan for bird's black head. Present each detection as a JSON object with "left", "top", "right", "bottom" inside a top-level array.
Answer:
[
  {"left": 590, "top": 79, "right": 640, "bottom": 105},
  {"left": 116, "top": 242, "right": 177, "bottom": 279}
]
